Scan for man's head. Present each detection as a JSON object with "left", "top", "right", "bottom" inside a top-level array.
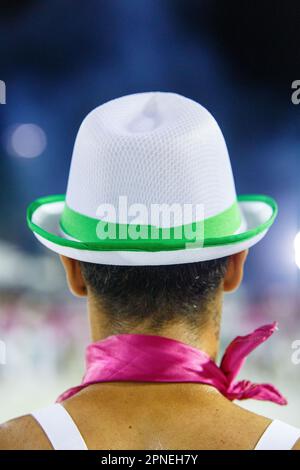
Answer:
[
  {"left": 60, "top": 251, "right": 248, "bottom": 342},
  {"left": 28, "top": 94, "right": 276, "bottom": 272}
]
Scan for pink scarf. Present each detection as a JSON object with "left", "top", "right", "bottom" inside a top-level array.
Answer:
[{"left": 57, "top": 322, "right": 287, "bottom": 405}]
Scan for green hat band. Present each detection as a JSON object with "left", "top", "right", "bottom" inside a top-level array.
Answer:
[{"left": 27, "top": 194, "right": 277, "bottom": 252}]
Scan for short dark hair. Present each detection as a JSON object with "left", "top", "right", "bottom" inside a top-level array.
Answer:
[{"left": 79, "top": 257, "right": 228, "bottom": 332}]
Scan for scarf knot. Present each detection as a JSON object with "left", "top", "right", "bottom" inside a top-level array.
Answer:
[{"left": 57, "top": 322, "right": 287, "bottom": 406}]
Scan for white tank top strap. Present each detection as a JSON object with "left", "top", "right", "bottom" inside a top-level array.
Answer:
[
  {"left": 31, "top": 405, "right": 300, "bottom": 450},
  {"left": 255, "top": 419, "right": 300, "bottom": 450},
  {"left": 31, "top": 403, "right": 88, "bottom": 450}
]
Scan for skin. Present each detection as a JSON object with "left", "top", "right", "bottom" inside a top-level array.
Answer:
[{"left": 0, "top": 250, "right": 299, "bottom": 450}]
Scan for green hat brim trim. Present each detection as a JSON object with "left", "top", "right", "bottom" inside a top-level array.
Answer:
[
  {"left": 27, "top": 194, "right": 277, "bottom": 252},
  {"left": 59, "top": 199, "right": 241, "bottom": 247}
]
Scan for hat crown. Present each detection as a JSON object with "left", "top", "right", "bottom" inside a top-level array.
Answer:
[{"left": 66, "top": 92, "right": 237, "bottom": 222}]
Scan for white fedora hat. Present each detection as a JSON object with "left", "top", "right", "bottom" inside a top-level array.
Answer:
[{"left": 27, "top": 92, "right": 277, "bottom": 266}]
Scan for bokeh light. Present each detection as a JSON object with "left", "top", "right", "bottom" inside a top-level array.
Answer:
[
  {"left": 294, "top": 232, "right": 300, "bottom": 269},
  {"left": 8, "top": 123, "right": 47, "bottom": 158}
]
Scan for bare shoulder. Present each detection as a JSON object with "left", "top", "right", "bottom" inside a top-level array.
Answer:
[
  {"left": 0, "top": 414, "right": 52, "bottom": 450},
  {"left": 293, "top": 438, "right": 300, "bottom": 450},
  {"left": 217, "top": 399, "right": 272, "bottom": 449},
  {"left": 231, "top": 403, "right": 300, "bottom": 451}
]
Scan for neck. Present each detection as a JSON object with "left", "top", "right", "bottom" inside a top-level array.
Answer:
[{"left": 87, "top": 294, "right": 223, "bottom": 360}]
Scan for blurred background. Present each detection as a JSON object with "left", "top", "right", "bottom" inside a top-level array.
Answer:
[{"left": 0, "top": 0, "right": 300, "bottom": 425}]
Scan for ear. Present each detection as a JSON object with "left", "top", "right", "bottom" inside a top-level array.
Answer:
[
  {"left": 223, "top": 250, "right": 248, "bottom": 292},
  {"left": 60, "top": 255, "right": 87, "bottom": 297}
]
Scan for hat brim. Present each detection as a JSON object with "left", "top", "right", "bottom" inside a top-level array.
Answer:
[{"left": 27, "top": 194, "right": 277, "bottom": 266}]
